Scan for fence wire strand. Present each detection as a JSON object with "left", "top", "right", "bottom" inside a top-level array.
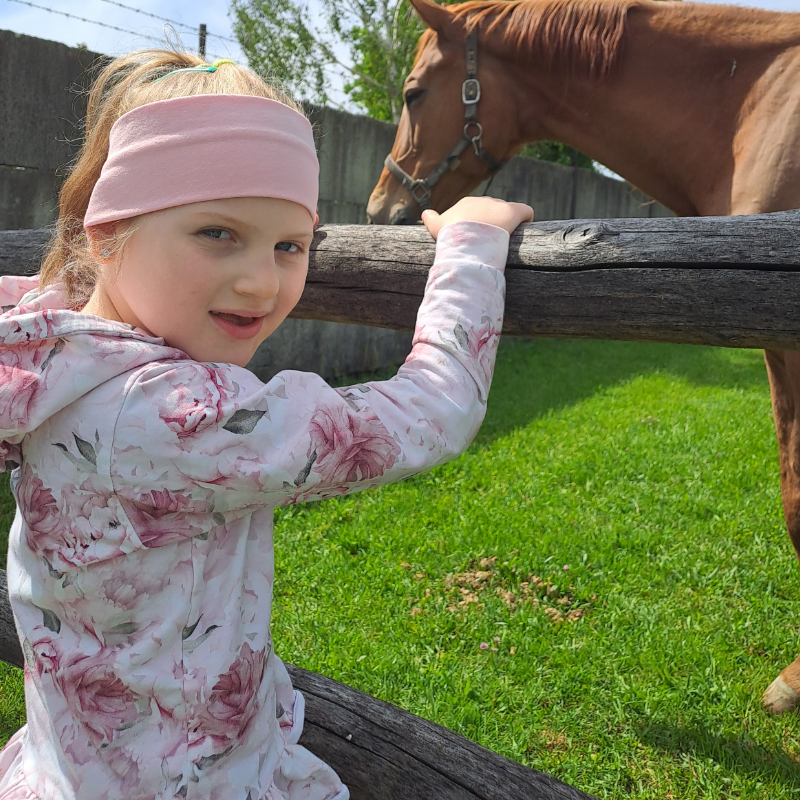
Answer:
[
  {"left": 5, "top": 0, "right": 237, "bottom": 57},
  {"left": 96, "top": 0, "right": 237, "bottom": 44}
]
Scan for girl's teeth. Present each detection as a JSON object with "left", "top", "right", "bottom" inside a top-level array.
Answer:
[{"left": 215, "top": 312, "right": 255, "bottom": 326}]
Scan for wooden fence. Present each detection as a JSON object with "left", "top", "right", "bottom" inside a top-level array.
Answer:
[
  {"left": 4, "top": 211, "right": 799, "bottom": 349},
  {"left": 0, "top": 210, "right": 799, "bottom": 799}
]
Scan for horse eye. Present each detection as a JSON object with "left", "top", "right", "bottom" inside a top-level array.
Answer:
[{"left": 404, "top": 88, "right": 425, "bottom": 107}]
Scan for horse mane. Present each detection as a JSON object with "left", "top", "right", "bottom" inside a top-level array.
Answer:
[{"left": 417, "top": 0, "right": 639, "bottom": 77}]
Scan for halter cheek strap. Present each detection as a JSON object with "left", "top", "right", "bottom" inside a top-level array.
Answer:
[{"left": 384, "top": 28, "right": 506, "bottom": 211}]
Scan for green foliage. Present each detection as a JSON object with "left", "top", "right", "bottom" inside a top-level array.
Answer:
[
  {"left": 333, "top": 0, "right": 425, "bottom": 122},
  {"left": 232, "top": 0, "right": 429, "bottom": 121},
  {"left": 231, "top": 0, "right": 597, "bottom": 169},
  {"left": 520, "top": 141, "right": 595, "bottom": 171},
  {"left": 3, "top": 339, "right": 800, "bottom": 797},
  {"left": 231, "top": 0, "right": 329, "bottom": 103}
]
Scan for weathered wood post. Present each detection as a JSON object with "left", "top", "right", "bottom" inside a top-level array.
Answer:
[{"left": 5, "top": 212, "right": 799, "bottom": 348}]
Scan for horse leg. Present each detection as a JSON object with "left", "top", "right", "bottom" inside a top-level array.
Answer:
[{"left": 762, "top": 349, "right": 800, "bottom": 714}]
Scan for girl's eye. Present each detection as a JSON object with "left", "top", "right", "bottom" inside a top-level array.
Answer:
[
  {"left": 201, "top": 228, "right": 231, "bottom": 240},
  {"left": 275, "top": 241, "right": 301, "bottom": 254}
]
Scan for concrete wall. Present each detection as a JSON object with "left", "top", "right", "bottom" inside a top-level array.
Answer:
[
  {"left": 0, "top": 29, "right": 672, "bottom": 380},
  {"left": 0, "top": 30, "right": 100, "bottom": 229}
]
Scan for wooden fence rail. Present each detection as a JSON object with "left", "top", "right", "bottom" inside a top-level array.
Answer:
[{"left": 2, "top": 210, "right": 800, "bottom": 349}]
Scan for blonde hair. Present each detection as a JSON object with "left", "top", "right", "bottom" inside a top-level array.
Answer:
[{"left": 41, "top": 50, "right": 304, "bottom": 308}]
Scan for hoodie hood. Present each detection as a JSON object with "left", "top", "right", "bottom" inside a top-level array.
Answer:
[{"left": 0, "top": 275, "right": 186, "bottom": 470}]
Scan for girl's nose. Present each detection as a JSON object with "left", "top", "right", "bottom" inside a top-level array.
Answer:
[{"left": 234, "top": 259, "right": 280, "bottom": 301}]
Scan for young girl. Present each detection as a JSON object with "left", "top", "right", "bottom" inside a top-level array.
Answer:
[{"left": 0, "top": 51, "right": 531, "bottom": 799}]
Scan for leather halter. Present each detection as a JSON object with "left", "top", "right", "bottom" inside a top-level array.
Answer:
[{"left": 384, "top": 28, "right": 506, "bottom": 211}]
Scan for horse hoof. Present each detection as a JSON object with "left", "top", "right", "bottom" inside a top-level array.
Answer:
[{"left": 763, "top": 675, "right": 800, "bottom": 714}]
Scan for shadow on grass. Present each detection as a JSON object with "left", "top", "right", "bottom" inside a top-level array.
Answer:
[
  {"left": 637, "top": 720, "right": 800, "bottom": 787},
  {"left": 475, "top": 338, "right": 769, "bottom": 445}
]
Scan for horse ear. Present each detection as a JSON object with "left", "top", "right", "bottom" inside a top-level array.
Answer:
[{"left": 408, "top": 0, "right": 455, "bottom": 34}]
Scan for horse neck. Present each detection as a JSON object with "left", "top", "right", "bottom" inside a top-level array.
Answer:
[{"left": 503, "top": 2, "right": 800, "bottom": 216}]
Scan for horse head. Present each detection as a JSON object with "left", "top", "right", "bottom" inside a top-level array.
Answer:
[{"left": 366, "top": 0, "right": 526, "bottom": 225}]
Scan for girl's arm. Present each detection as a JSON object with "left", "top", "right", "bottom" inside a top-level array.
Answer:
[{"left": 111, "top": 220, "right": 510, "bottom": 522}]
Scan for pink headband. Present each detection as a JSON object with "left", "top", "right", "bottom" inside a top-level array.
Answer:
[{"left": 84, "top": 94, "right": 319, "bottom": 227}]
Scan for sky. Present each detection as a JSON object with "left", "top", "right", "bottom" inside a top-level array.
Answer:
[
  {"left": 2, "top": 0, "right": 800, "bottom": 110},
  {"left": 0, "top": 0, "right": 357, "bottom": 106}
]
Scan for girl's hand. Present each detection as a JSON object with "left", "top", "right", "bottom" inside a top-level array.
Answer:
[{"left": 422, "top": 197, "right": 534, "bottom": 240}]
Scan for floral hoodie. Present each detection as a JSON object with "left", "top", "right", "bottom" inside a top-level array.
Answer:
[{"left": 0, "top": 221, "right": 509, "bottom": 800}]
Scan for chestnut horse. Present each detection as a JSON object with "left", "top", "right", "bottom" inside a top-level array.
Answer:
[{"left": 366, "top": 0, "right": 800, "bottom": 714}]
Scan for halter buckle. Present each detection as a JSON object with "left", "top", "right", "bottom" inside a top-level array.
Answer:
[
  {"left": 462, "top": 78, "right": 481, "bottom": 105},
  {"left": 408, "top": 180, "right": 431, "bottom": 205}
]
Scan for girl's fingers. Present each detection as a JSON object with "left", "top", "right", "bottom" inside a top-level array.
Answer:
[
  {"left": 422, "top": 209, "right": 442, "bottom": 240},
  {"left": 517, "top": 203, "right": 534, "bottom": 223},
  {"left": 423, "top": 200, "right": 533, "bottom": 238}
]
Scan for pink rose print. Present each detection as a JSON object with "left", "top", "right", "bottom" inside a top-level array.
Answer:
[
  {"left": 22, "top": 471, "right": 116, "bottom": 568},
  {"left": 306, "top": 401, "right": 400, "bottom": 486},
  {"left": 55, "top": 652, "right": 139, "bottom": 746},
  {"left": 31, "top": 638, "right": 62, "bottom": 677},
  {"left": 61, "top": 474, "right": 116, "bottom": 542},
  {"left": 0, "top": 344, "right": 47, "bottom": 430},
  {"left": 192, "top": 642, "right": 266, "bottom": 751},
  {"left": 467, "top": 319, "right": 501, "bottom": 388},
  {"left": 118, "top": 489, "right": 203, "bottom": 548},
  {"left": 18, "top": 463, "right": 59, "bottom": 534},
  {"left": 151, "top": 363, "right": 238, "bottom": 439},
  {"left": 100, "top": 567, "right": 160, "bottom": 611},
  {"left": 23, "top": 636, "right": 62, "bottom": 682},
  {"left": 0, "top": 440, "right": 21, "bottom": 470}
]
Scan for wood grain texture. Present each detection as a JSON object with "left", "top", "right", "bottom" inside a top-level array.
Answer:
[
  {"left": 2, "top": 211, "right": 800, "bottom": 348},
  {"left": 288, "top": 664, "right": 596, "bottom": 800},
  {"left": 0, "top": 569, "right": 593, "bottom": 799},
  {"left": 0, "top": 568, "right": 19, "bottom": 673},
  {"left": 0, "top": 229, "right": 50, "bottom": 278}
]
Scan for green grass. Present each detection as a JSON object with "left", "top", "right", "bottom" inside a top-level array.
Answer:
[{"left": 3, "top": 338, "right": 800, "bottom": 798}]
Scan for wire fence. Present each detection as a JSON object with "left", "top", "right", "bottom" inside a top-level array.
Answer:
[{"left": 5, "top": 0, "right": 234, "bottom": 61}]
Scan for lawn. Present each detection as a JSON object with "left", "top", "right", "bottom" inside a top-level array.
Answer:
[{"left": 2, "top": 338, "right": 800, "bottom": 798}]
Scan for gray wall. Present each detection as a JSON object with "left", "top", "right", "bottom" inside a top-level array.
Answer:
[
  {"left": 309, "top": 104, "right": 672, "bottom": 223},
  {"left": 0, "top": 31, "right": 100, "bottom": 229},
  {"left": 0, "top": 29, "right": 671, "bottom": 380}
]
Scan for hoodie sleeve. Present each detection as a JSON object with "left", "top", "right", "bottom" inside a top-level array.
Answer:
[{"left": 110, "top": 221, "right": 509, "bottom": 531}]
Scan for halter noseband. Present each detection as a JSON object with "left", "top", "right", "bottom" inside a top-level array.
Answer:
[{"left": 384, "top": 28, "right": 506, "bottom": 212}]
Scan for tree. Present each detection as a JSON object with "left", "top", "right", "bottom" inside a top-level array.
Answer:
[
  {"left": 232, "top": 0, "right": 425, "bottom": 122},
  {"left": 231, "top": 0, "right": 594, "bottom": 168},
  {"left": 520, "top": 142, "right": 595, "bottom": 171}
]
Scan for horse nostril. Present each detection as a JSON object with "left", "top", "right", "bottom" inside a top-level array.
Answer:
[
  {"left": 390, "top": 207, "right": 418, "bottom": 225},
  {"left": 366, "top": 212, "right": 375, "bottom": 224}
]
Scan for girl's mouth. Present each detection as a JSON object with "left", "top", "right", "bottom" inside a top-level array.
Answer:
[{"left": 210, "top": 311, "right": 265, "bottom": 340}]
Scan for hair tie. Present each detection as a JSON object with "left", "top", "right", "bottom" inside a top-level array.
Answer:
[{"left": 154, "top": 59, "right": 237, "bottom": 83}]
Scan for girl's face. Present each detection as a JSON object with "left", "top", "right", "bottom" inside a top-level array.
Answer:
[{"left": 88, "top": 197, "right": 315, "bottom": 366}]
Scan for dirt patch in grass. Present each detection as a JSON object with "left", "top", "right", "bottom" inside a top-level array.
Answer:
[{"left": 416, "top": 554, "right": 597, "bottom": 622}]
